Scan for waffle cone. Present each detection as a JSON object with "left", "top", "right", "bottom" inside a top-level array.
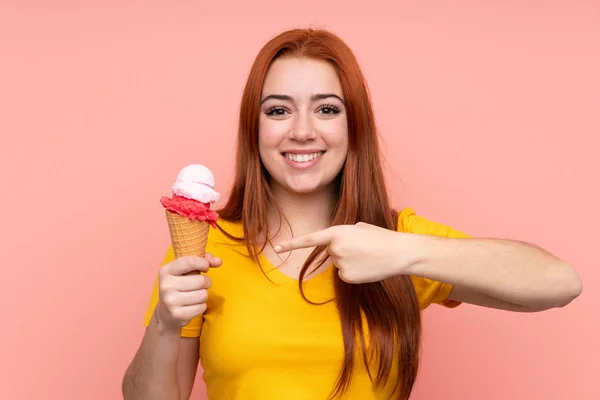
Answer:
[{"left": 165, "top": 210, "right": 211, "bottom": 258}]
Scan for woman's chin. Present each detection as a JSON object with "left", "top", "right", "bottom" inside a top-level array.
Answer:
[
  {"left": 269, "top": 173, "right": 338, "bottom": 197},
  {"left": 291, "top": 187, "right": 320, "bottom": 195},
  {"left": 284, "top": 180, "right": 334, "bottom": 196}
]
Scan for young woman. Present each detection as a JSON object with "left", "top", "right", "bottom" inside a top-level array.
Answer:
[{"left": 122, "top": 28, "right": 582, "bottom": 400}]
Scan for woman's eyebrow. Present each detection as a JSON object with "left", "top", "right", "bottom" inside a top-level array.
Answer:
[
  {"left": 312, "top": 93, "right": 345, "bottom": 104},
  {"left": 260, "top": 93, "right": 345, "bottom": 104},
  {"left": 260, "top": 94, "right": 292, "bottom": 104}
]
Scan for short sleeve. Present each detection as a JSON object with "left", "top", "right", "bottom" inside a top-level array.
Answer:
[
  {"left": 142, "top": 246, "right": 204, "bottom": 338},
  {"left": 397, "top": 208, "right": 470, "bottom": 310}
]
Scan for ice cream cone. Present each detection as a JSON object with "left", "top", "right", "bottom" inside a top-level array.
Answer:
[
  {"left": 160, "top": 164, "right": 220, "bottom": 261},
  {"left": 165, "top": 210, "right": 211, "bottom": 258}
]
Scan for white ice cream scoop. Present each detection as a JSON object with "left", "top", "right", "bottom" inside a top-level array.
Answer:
[{"left": 172, "top": 164, "right": 220, "bottom": 204}]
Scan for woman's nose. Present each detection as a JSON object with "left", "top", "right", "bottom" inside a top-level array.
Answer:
[{"left": 289, "top": 112, "right": 316, "bottom": 141}]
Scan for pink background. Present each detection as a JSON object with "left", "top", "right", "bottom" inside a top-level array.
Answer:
[{"left": 1, "top": 1, "right": 598, "bottom": 399}]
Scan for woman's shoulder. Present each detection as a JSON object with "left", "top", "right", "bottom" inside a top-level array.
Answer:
[
  {"left": 206, "top": 218, "right": 250, "bottom": 256},
  {"left": 395, "top": 207, "right": 470, "bottom": 239},
  {"left": 212, "top": 218, "right": 244, "bottom": 239}
]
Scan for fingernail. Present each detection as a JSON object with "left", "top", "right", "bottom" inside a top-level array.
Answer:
[{"left": 273, "top": 245, "right": 283, "bottom": 253}]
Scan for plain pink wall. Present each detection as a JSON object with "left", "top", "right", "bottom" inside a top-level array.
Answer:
[{"left": 1, "top": 1, "right": 598, "bottom": 399}]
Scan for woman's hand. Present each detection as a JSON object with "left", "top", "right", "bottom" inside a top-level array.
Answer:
[
  {"left": 155, "top": 253, "right": 222, "bottom": 332},
  {"left": 274, "top": 223, "right": 415, "bottom": 284}
]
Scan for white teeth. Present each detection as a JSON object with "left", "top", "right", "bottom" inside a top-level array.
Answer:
[{"left": 285, "top": 152, "right": 323, "bottom": 163}]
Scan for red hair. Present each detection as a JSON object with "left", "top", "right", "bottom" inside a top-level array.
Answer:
[{"left": 217, "top": 28, "right": 421, "bottom": 399}]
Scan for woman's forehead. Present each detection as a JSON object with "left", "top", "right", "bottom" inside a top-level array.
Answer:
[{"left": 262, "top": 57, "right": 343, "bottom": 99}]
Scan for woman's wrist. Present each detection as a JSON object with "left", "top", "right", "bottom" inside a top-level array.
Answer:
[
  {"left": 153, "top": 306, "right": 183, "bottom": 337},
  {"left": 393, "top": 231, "right": 442, "bottom": 277}
]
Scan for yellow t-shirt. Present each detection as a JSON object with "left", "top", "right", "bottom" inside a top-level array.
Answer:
[{"left": 143, "top": 208, "right": 468, "bottom": 399}]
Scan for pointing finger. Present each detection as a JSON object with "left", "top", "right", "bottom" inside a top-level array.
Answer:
[{"left": 273, "top": 227, "right": 336, "bottom": 253}]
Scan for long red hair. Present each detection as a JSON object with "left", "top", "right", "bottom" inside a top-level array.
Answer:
[{"left": 217, "top": 28, "right": 421, "bottom": 399}]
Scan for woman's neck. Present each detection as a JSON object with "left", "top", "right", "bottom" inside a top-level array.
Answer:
[{"left": 267, "top": 183, "right": 337, "bottom": 242}]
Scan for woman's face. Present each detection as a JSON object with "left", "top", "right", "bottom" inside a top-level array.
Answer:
[{"left": 258, "top": 57, "right": 349, "bottom": 196}]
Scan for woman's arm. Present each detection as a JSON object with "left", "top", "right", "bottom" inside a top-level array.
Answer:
[
  {"left": 122, "top": 316, "right": 199, "bottom": 400},
  {"left": 273, "top": 223, "right": 582, "bottom": 312},
  {"left": 405, "top": 235, "right": 582, "bottom": 311},
  {"left": 122, "top": 254, "right": 220, "bottom": 399}
]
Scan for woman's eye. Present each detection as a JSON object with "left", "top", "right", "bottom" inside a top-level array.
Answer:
[
  {"left": 319, "top": 105, "right": 341, "bottom": 115},
  {"left": 266, "top": 107, "right": 288, "bottom": 116}
]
